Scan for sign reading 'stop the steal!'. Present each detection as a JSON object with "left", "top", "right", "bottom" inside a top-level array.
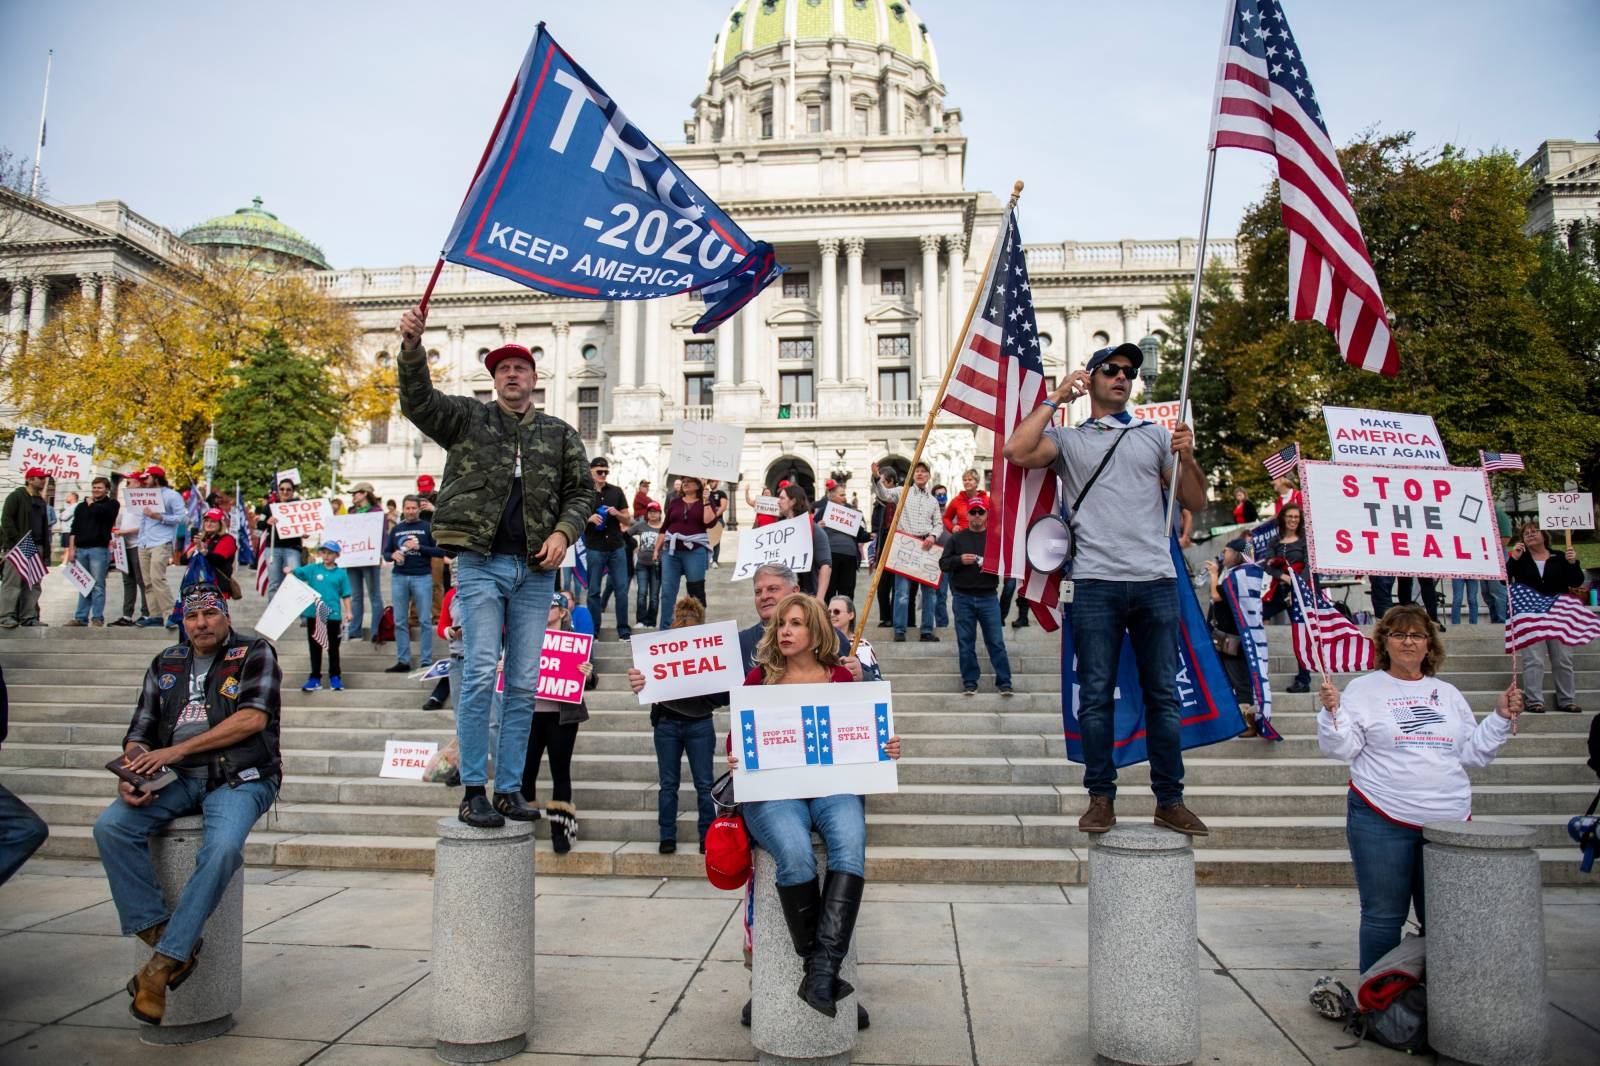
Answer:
[
  {"left": 1301, "top": 461, "right": 1504, "bottom": 580},
  {"left": 730, "top": 514, "right": 814, "bottom": 581},
  {"left": 631, "top": 619, "right": 743, "bottom": 703}
]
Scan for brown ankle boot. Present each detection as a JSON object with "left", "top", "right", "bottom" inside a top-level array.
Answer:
[
  {"left": 1240, "top": 707, "right": 1260, "bottom": 738},
  {"left": 1077, "top": 795, "right": 1116, "bottom": 834},
  {"left": 128, "top": 953, "right": 182, "bottom": 1024},
  {"left": 135, "top": 923, "right": 166, "bottom": 948}
]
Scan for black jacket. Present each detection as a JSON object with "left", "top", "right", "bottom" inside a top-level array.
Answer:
[
  {"left": 939, "top": 529, "right": 999, "bottom": 594},
  {"left": 1507, "top": 549, "right": 1585, "bottom": 596}
]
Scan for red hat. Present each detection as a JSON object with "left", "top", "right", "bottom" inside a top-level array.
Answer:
[
  {"left": 777, "top": 479, "right": 791, "bottom": 489},
  {"left": 203, "top": 508, "right": 227, "bottom": 522},
  {"left": 646, "top": 501, "right": 662, "bottom": 512},
  {"left": 704, "top": 814, "right": 751, "bottom": 890},
  {"left": 416, "top": 474, "right": 436, "bottom": 492},
  {"left": 144, "top": 465, "right": 166, "bottom": 479},
  {"left": 21, "top": 467, "right": 47, "bottom": 480},
  {"left": 484, "top": 343, "right": 536, "bottom": 375},
  {"left": 824, "top": 479, "right": 837, "bottom": 490}
]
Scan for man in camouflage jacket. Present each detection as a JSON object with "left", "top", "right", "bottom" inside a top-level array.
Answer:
[{"left": 398, "top": 303, "right": 596, "bottom": 828}]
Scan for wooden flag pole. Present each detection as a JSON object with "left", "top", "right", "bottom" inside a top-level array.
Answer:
[
  {"left": 850, "top": 180, "right": 1023, "bottom": 656},
  {"left": 1485, "top": 466, "right": 1520, "bottom": 734}
]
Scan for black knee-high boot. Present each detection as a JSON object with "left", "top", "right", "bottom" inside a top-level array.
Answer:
[
  {"left": 776, "top": 880, "right": 820, "bottom": 956},
  {"left": 686, "top": 579, "right": 707, "bottom": 607},
  {"left": 801, "top": 871, "right": 865, "bottom": 1017}
]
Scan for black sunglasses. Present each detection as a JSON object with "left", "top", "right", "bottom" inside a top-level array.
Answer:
[
  {"left": 1096, "top": 363, "right": 1136, "bottom": 379},
  {"left": 593, "top": 468, "right": 609, "bottom": 476}
]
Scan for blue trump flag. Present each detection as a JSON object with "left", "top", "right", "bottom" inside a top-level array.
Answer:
[
  {"left": 439, "top": 23, "right": 782, "bottom": 332},
  {"left": 1061, "top": 538, "right": 1247, "bottom": 767}
]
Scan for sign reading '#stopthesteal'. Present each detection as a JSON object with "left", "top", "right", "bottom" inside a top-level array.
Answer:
[
  {"left": 439, "top": 23, "right": 782, "bottom": 332},
  {"left": 732, "top": 681, "right": 898, "bottom": 803},
  {"left": 12, "top": 425, "right": 95, "bottom": 481}
]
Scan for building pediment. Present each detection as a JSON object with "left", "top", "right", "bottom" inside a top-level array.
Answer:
[
  {"left": 864, "top": 303, "right": 918, "bottom": 325},
  {"left": 572, "top": 364, "right": 607, "bottom": 381},
  {"left": 766, "top": 306, "right": 821, "bottom": 328}
]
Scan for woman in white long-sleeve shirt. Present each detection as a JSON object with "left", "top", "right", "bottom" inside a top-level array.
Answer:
[{"left": 1317, "top": 603, "right": 1522, "bottom": 971}]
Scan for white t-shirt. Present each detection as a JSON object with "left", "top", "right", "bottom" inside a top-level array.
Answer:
[{"left": 1317, "top": 671, "right": 1511, "bottom": 827}]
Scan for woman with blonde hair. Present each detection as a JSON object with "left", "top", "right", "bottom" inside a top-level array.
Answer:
[
  {"left": 1317, "top": 604, "right": 1520, "bottom": 971},
  {"left": 733, "top": 593, "right": 901, "bottom": 1018}
]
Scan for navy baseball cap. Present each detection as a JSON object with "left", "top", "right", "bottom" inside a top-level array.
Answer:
[{"left": 1085, "top": 342, "right": 1144, "bottom": 374}]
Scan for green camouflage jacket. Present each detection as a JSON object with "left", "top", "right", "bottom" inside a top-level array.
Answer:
[{"left": 397, "top": 348, "right": 595, "bottom": 560}]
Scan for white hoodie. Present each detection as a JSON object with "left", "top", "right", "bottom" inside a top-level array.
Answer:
[{"left": 1317, "top": 671, "right": 1511, "bottom": 827}]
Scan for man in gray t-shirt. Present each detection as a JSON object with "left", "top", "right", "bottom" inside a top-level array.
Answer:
[{"left": 1003, "top": 342, "right": 1210, "bottom": 838}]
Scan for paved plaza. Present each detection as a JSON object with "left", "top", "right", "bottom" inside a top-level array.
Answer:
[{"left": 1, "top": 859, "right": 1595, "bottom": 1065}]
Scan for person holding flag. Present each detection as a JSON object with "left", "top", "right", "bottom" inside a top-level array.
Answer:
[{"left": 0, "top": 467, "right": 51, "bottom": 629}]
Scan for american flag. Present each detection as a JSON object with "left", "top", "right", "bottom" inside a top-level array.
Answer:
[
  {"left": 255, "top": 527, "right": 272, "bottom": 597},
  {"left": 1211, "top": 0, "right": 1399, "bottom": 376},
  {"left": 939, "top": 210, "right": 1060, "bottom": 628},
  {"left": 3, "top": 532, "right": 48, "bottom": 589},
  {"left": 1262, "top": 443, "right": 1299, "bottom": 480},
  {"left": 312, "top": 596, "right": 332, "bottom": 651},
  {"left": 1287, "top": 570, "right": 1374, "bottom": 672},
  {"left": 1505, "top": 583, "right": 1600, "bottom": 652},
  {"left": 1480, "top": 450, "right": 1524, "bottom": 474}
]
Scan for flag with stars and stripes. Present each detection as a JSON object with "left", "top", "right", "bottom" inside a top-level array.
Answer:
[
  {"left": 1210, "top": 0, "right": 1399, "bottom": 376},
  {"left": 1479, "top": 451, "right": 1524, "bottom": 474},
  {"left": 1287, "top": 570, "right": 1374, "bottom": 673},
  {"left": 1220, "top": 562, "right": 1281, "bottom": 740},
  {"left": 3, "top": 532, "right": 47, "bottom": 589},
  {"left": 312, "top": 596, "right": 332, "bottom": 652},
  {"left": 1505, "top": 584, "right": 1600, "bottom": 652},
  {"left": 1262, "top": 443, "right": 1299, "bottom": 480},
  {"left": 938, "top": 209, "right": 1061, "bottom": 629}
]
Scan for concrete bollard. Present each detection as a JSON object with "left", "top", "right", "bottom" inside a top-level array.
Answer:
[
  {"left": 431, "top": 818, "right": 536, "bottom": 1064},
  {"left": 1423, "top": 821, "right": 1550, "bottom": 1066},
  {"left": 1088, "top": 824, "right": 1199, "bottom": 1066},
  {"left": 750, "top": 848, "right": 856, "bottom": 1066},
  {"left": 131, "top": 815, "right": 242, "bottom": 1045}
]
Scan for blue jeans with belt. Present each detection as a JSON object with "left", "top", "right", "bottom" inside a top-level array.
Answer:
[
  {"left": 93, "top": 775, "right": 277, "bottom": 962},
  {"left": 742, "top": 794, "right": 867, "bottom": 886},
  {"left": 72, "top": 546, "right": 111, "bottom": 623},
  {"left": 1345, "top": 789, "right": 1426, "bottom": 972}
]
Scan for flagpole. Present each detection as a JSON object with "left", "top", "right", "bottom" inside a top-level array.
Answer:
[
  {"left": 31, "top": 50, "right": 52, "bottom": 199},
  {"left": 1484, "top": 464, "right": 1520, "bottom": 734},
  {"left": 850, "top": 180, "right": 1023, "bottom": 656}
]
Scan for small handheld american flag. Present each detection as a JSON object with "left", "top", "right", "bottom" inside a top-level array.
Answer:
[
  {"left": 312, "top": 596, "right": 332, "bottom": 651},
  {"left": 1505, "top": 584, "right": 1600, "bottom": 653},
  {"left": 1288, "top": 570, "right": 1374, "bottom": 673},
  {"left": 4, "top": 533, "right": 48, "bottom": 589},
  {"left": 1479, "top": 451, "right": 1524, "bottom": 474},
  {"left": 1262, "top": 444, "right": 1299, "bottom": 480}
]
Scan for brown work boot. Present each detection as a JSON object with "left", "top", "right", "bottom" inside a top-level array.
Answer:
[
  {"left": 128, "top": 953, "right": 182, "bottom": 1025},
  {"left": 135, "top": 923, "right": 166, "bottom": 948},
  {"left": 1239, "top": 707, "right": 1260, "bottom": 738},
  {"left": 1153, "top": 803, "right": 1210, "bottom": 837},
  {"left": 1077, "top": 795, "right": 1116, "bottom": 834}
]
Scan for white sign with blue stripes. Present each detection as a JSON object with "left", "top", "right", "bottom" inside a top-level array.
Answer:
[{"left": 731, "top": 681, "right": 897, "bottom": 803}]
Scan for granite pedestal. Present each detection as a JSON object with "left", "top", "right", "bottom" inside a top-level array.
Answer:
[
  {"left": 431, "top": 818, "right": 536, "bottom": 1064},
  {"left": 1088, "top": 824, "right": 1199, "bottom": 1066},
  {"left": 750, "top": 848, "right": 857, "bottom": 1066},
  {"left": 131, "top": 815, "right": 243, "bottom": 1045},
  {"left": 1423, "top": 820, "right": 1550, "bottom": 1066}
]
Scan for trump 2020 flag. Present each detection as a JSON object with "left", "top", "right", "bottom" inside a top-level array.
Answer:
[
  {"left": 440, "top": 23, "right": 782, "bottom": 332},
  {"left": 1062, "top": 538, "right": 1247, "bottom": 767}
]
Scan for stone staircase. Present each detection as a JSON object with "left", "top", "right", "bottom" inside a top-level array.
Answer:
[{"left": 2, "top": 569, "right": 1597, "bottom": 886}]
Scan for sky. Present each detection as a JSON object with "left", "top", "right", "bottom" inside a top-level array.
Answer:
[{"left": 1, "top": 0, "right": 1595, "bottom": 270}]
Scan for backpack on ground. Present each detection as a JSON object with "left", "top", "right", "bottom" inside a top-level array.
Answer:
[
  {"left": 373, "top": 605, "right": 395, "bottom": 646},
  {"left": 1308, "top": 934, "right": 1429, "bottom": 1055}
]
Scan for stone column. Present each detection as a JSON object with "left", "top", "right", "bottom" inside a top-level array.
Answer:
[
  {"left": 26, "top": 278, "right": 47, "bottom": 336},
  {"left": 499, "top": 320, "right": 517, "bottom": 346},
  {"left": 1120, "top": 303, "right": 1141, "bottom": 346},
  {"left": 99, "top": 274, "right": 119, "bottom": 338},
  {"left": 944, "top": 235, "right": 965, "bottom": 363},
  {"left": 919, "top": 235, "right": 942, "bottom": 382},
  {"left": 131, "top": 816, "right": 242, "bottom": 1045},
  {"left": 447, "top": 324, "right": 465, "bottom": 375},
  {"left": 750, "top": 849, "right": 856, "bottom": 1066},
  {"left": 616, "top": 301, "right": 637, "bottom": 389},
  {"left": 715, "top": 316, "right": 735, "bottom": 386},
  {"left": 740, "top": 289, "right": 762, "bottom": 386},
  {"left": 550, "top": 320, "right": 570, "bottom": 422},
  {"left": 616, "top": 303, "right": 665, "bottom": 424},
  {"left": 432, "top": 819, "right": 536, "bottom": 1063},
  {"left": 5, "top": 281, "right": 24, "bottom": 338},
  {"left": 78, "top": 273, "right": 100, "bottom": 306},
  {"left": 844, "top": 237, "right": 866, "bottom": 383},
  {"left": 1423, "top": 821, "right": 1549, "bottom": 1066},
  {"left": 641, "top": 301, "right": 662, "bottom": 388},
  {"left": 1064, "top": 305, "right": 1084, "bottom": 369},
  {"left": 818, "top": 238, "right": 840, "bottom": 384},
  {"left": 1088, "top": 825, "right": 1199, "bottom": 1066}
]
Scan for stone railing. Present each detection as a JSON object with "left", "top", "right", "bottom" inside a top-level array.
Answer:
[
  {"left": 1023, "top": 238, "right": 1238, "bottom": 274},
  {"left": 679, "top": 404, "right": 715, "bottom": 421},
  {"left": 72, "top": 202, "right": 209, "bottom": 273},
  {"left": 870, "top": 399, "right": 922, "bottom": 418},
  {"left": 305, "top": 263, "right": 529, "bottom": 299}
]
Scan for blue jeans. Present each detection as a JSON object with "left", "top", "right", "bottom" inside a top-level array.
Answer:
[
  {"left": 1368, "top": 575, "right": 1394, "bottom": 619},
  {"left": 347, "top": 565, "right": 384, "bottom": 636},
  {"left": 390, "top": 572, "right": 434, "bottom": 666},
  {"left": 1070, "top": 578, "right": 1184, "bottom": 806},
  {"left": 658, "top": 546, "right": 708, "bottom": 614},
  {"left": 93, "top": 776, "right": 277, "bottom": 961},
  {"left": 1346, "top": 789, "right": 1426, "bottom": 972},
  {"left": 1449, "top": 578, "right": 1479, "bottom": 625},
  {"left": 589, "top": 545, "right": 631, "bottom": 637},
  {"left": 654, "top": 715, "right": 716, "bottom": 844},
  {"left": 953, "top": 590, "right": 1012, "bottom": 689},
  {"left": 893, "top": 572, "right": 937, "bottom": 636},
  {"left": 934, "top": 573, "right": 950, "bottom": 627},
  {"left": 742, "top": 793, "right": 867, "bottom": 887},
  {"left": 1482, "top": 576, "right": 1508, "bottom": 624},
  {"left": 0, "top": 782, "right": 48, "bottom": 886},
  {"left": 72, "top": 546, "right": 111, "bottom": 623},
  {"left": 635, "top": 564, "right": 661, "bottom": 627},
  {"left": 266, "top": 546, "right": 301, "bottom": 600},
  {"left": 454, "top": 552, "right": 555, "bottom": 793}
]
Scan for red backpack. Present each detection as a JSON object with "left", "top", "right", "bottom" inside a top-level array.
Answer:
[{"left": 373, "top": 605, "right": 395, "bottom": 646}]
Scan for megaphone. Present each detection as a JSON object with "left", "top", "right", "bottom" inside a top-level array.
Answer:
[{"left": 1025, "top": 514, "right": 1073, "bottom": 574}]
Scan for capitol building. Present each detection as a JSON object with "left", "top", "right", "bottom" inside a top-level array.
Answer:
[{"left": 3, "top": 0, "right": 1591, "bottom": 506}]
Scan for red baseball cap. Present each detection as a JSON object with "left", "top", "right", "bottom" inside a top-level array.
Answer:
[
  {"left": 484, "top": 343, "right": 536, "bottom": 375},
  {"left": 704, "top": 814, "right": 751, "bottom": 890},
  {"left": 21, "top": 467, "right": 46, "bottom": 479},
  {"left": 417, "top": 474, "right": 436, "bottom": 492},
  {"left": 144, "top": 465, "right": 166, "bottom": 479},
  {"left": 824, "top": 479, "right": 837, "bottom": 490},
  {"left": 203, "top": 508, "right": 227, "bottom": 522},
  {"left": 777, "top": 479, "right": 791, "bottom": 489}
]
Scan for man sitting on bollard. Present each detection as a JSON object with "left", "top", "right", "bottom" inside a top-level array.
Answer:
[
  {"left": 92, "top": 583, "right": 282, "bottom": 1026},
  {"left": 398, "top": 303, "right": 596, "bottom": 828}
]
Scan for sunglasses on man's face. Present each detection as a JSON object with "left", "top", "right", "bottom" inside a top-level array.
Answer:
[
  {"left": 593, "top": 469, "right": 609, "bottom": 477},
  {"left": 1096, "top": 363, "right": 1136, "bottom": 379}
]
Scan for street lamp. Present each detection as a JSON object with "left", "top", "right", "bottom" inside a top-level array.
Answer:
[
  {"left": 411, "top": 431, "right": 423, "bottom": 471},
  {"left": 328, "top": 431, "right": 345, "bottom": 496},
  {"left": 202, "top": 433, "right": 218, "bottom": 491},
  {"left": 1137, "top": 334, "right": 1162, "bottom": 399}
]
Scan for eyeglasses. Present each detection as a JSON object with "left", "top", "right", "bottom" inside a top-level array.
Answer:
[
  {"left": 1386, "top": 631, "right": 1429, "bottom": 644},
  {"left": 593, "top": 469, "right": 609, "bottom": 477},
  {"left": 1096, "top": 363, "right": 1136, "bottom": 379}
]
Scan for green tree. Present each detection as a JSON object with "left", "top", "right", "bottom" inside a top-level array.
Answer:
[
  {"left": 215, "top": 330, "right": 343, "bottom": 503},
  {"left": 1147, "top": 259, "right": 1239, "bottom": 478},
  {"left": 1527, "top": 218, "right": 1600, "bottom": 493}
]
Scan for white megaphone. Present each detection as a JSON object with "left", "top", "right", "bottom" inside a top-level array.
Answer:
[{"left": 1024, "top": 514, "right": 1074, "bottom": 575}]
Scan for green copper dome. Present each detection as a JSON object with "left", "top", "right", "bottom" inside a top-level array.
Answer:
[
  {"left": 181, "top": 197, "right": 330, "bottom": 272},
  {"left": 712, "top": 0, "right": 939, "bottom": 80}
]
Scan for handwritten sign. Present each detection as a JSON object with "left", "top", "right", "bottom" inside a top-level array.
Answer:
[
  {"left": 253, "top": 573, "right": 319, "bottom": 641},
  {"left": 1538, "top": 492, "right": 1594, "bottom": 532},
  {"left": 730, "top": 514, "right": 814, "bottom": 580},
  {"left": 631, "top": 619, "right": 742, "bottom": 703},
  {"left": 271, "top": 498, "right": 331, "bottom": 541},
  {"left": 819, "top": 502, "right": 863, "bottom": 537},
  {"left": 1131, "top": 401, "right": 1183, "bottom": 432},
  {"left": 884, "top": 530, "right": 942, "bottom": 588},
  {"left": 274, "top": 467, "right": 302, "bottom": 488},
  {"left": 1322, "top": 406, "right": 1448, "bottom": 466},
  {"left": 731, "top": 681, "right": 897, "bottom": 803},
  {"left": 537, "top": 629, "right": 594, "bottom": 704},
  {"left": 64, "top": 561, "right": 96, "bottom": 596},
  {"left": 667, "top": 420, "right": 745, "bottom": 482},
  {"left": 11, "top": 425, "right": 96, "bottom": 481},
  {"left": 325, "top": 511, "right": 384, "bottom": 567},
  {"left": 1301, "top": 461, "right": 1503, "bottom": 580},
  {"left": 379, "top": 740, "right": 440, "bottom": 780}
]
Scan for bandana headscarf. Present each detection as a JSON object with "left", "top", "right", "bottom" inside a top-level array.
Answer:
[{"left": 182, "top": 584, "right": 229, "bottom": 617}]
